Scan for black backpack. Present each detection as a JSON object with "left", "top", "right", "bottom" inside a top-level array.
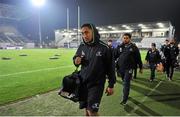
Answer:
[{"left": 58, "top": 68, "right": 81, "bottom": 102}]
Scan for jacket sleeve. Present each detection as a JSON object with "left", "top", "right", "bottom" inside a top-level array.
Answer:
[
  {"left": 160, "top": 45, "right": 164, "bottom": 52},
  {"left": 164, "top": 46, "right": 169, "bottom": 58},
  {"left": 105, "top": 47, "right": 116, "bottom": 88},
  {"left": 134, "top": 46, "right": 143, "bottom": 69},
  {"left": 145, "top": 50, "right": 149, "bottom": 62},
  {"left": 157, "top": 50, "right": 162, "bottom": 63},
  {"left": 175, "top": 46, "right": 179, "bottom": 58},
  {"left": 114, "top": 45, "right": 120, "bottom": 60},
  {"left": 73, "top": 44, "right": 83, "bottom": 67}
]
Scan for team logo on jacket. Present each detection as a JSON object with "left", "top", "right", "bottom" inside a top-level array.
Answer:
[
  {"left": 129, "top": 48, "right": 133, "bottom": 51},
  {"left": 96, "top": 51, "right": 102, "bottom": 56},
  {"left": 92, "top": 103, "right": 99, "bottom": 110}
]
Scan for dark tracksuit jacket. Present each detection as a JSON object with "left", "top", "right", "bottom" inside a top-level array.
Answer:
[
  {"left": 161, "top": 44, "right": 168, "bottom": 54},
  {"left": 73, "top": 25, "right": 116, "bottom": 88},
  {"left": 145, "top": 49, "right": 161, "bottom": 64},
  {"left": 114, "top": 42, "right": 143, "bottom": 72},
  {"left": 164, "top": 44, "right": 179, "bottom": 64},
  {"left": 160, "top": 44, "right": 169, "bottom": 71},
  {"left": 114, "top": 42, "right": 142, "bottom": 102},
  {"left": 145, "top": 49, "right": 161, "bottom": 79},
  {"left": 164, "top": 44, "right": 179, "bottom": 78}
]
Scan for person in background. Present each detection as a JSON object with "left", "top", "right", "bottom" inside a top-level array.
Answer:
[
  {"left": 161, "top": 39, "right": 169, "bottom": 53},
  {"left": 160, "top": 39, "right": 169, "bottom": 72},
  {"left": 107, "top": 39, "right": 113, "bottom": 48},
  {"left": 107, "top": 39, "right": 119, "bottom": 77},
  {"left": 145, "top": 43, "right": 161, "bottom": 82},
  {"left": 164, "top": 38, "right": 179, "bottom": 81}
]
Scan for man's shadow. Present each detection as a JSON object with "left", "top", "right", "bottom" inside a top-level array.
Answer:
[
  {"left": 117, "top": 80, "right": 161, "bottom": 115},
  {"left": 133, "top": 77, "right": 180, "bottom": 109},
  {"left": 124, "top": 97, "right": 161, "bottom": 116},
  {"left": 116, "top": 78, "right": 180, "bottom": 115}
]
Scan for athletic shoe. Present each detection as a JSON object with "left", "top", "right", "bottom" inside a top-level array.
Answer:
[
  {"left": 149, "top": 79, "right": 153, "bottom": 82},
  {"left": 168, "top": 78, "right": 172, "bottom": 81},
  {"left": 120, "top": 100, "right": 127, "bottom": 105}
]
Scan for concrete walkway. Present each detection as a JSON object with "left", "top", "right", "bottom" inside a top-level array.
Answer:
[{"left": 0, "top": 90, "right": 83, "bottom": 116}]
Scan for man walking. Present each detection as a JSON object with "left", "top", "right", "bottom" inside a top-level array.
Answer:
[
  {"left": 74, "top": 23, "right": 116, "bottom": 116},
  {"left": 114, "top": 33, "right": 143, "bottom": 105},
  {"left": 164, "top": 38, "right": 179, "bottom": 81}
]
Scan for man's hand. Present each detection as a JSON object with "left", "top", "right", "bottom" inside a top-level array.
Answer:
[
  {"left": 105, "top": 87, "right": 114, "bottom": 96},
  {"left": 74, "top": 57, "right": 82, "bottom": 65}
]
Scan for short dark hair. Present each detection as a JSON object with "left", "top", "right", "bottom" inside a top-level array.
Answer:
[
  {"left": 165, "top": 39, "right": 169, "bottom": 42},
  {"left": 151, "top": 43, "right": 156, "bottom": 47},
  {"left": 123, "top": 33, "right": 131, "bottom": 39},
  {"left": 81, "top": 23, "right": 92, "bottom": 29},
  {"left": 108, "top": 39, "right": 112, "bottom": 42}
]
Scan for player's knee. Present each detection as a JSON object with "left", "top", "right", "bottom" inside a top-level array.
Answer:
[{"left": 87, "top": 110, "right": 99, "bottom": 116}]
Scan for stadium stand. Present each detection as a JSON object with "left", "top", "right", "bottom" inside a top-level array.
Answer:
[
  {"left": 131, "top": 38, "right": 142, "bottom": 43},
  {"left": 0, "top": 3, "right": 35, "bottom": 49},
  {"left": 0, "top": 25, "right": 34, "bottom": 49},
  {"left": 141, "top": 37, "right": 167, "bottom": 49},
  {"left": 55, "top": 21, "right": 175, "bottom": 49}
]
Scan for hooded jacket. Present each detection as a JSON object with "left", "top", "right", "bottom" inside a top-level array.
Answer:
[{"left": 73, "top": 24, "right": 116, "bottom": 88}]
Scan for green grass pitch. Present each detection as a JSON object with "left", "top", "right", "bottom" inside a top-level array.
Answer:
[
  {"left": 0, "top": 49, "right": 180, "bottom": 116},
  {"left": 0, "top": 49, "right": 76, "bottom": 105}
]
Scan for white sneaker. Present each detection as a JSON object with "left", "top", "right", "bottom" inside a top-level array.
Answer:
[{"left": 168, "top": 78, "right": 172, "bottom": 81}]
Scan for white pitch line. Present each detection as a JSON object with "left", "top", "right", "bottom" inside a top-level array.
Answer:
[
  {"left": 126, "top": 81, "right": 163, "bottom": 115},
  {"left": 0, "top": 65, "right": 73, "bottom": 77}
]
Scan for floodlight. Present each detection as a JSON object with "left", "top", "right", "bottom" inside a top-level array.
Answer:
[
  {"left": 138, "top": 24, "right": 144, "bottom": 27},
  {"left": 122, "top": 25, "right": 127, "bottom": 28},
  {"left": 99, "top": 28, "right": 104, "bottom": 31},
  {"left": 32, "top": 0, "right": 45, "bottom": 7},
  {"left": 31, "top": 0, "right": 46, "bottom": 48},
  {"left": 112, "top": 27, "right": 116, "bottom": 30},
  {"left": 157, "top": 23, "right": 164, "bottom": 28},
  {"left": 108, "top": 26, "right": 112, "bottom": 28}
]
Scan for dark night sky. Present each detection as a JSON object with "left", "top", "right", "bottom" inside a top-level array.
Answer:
[{"left": 0, "top": 0, "right": 180, "bottom": 41}]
